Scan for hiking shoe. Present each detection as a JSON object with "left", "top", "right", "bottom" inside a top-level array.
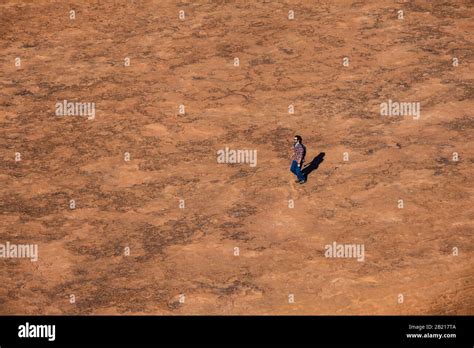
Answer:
[
  {"left": 295, "top": 179, "right": 302, "bottom": 183},
  {"left": 299, "top": 180, "right": 307, "bottom": 184}
]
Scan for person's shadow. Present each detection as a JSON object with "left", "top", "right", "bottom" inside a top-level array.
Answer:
[{"left": 301, "top": 152, "right": 325, "bottom": 179}]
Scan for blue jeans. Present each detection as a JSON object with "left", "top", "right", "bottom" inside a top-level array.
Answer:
[{"left": 290, "top": 160, "right": 305, "bottom": 181}]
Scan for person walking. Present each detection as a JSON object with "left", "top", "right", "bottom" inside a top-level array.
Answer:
[{"left": 290, "top": 135, "right": 306, "bottom": 184}]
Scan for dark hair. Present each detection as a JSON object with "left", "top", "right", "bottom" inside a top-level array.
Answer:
[{"left": 294, "top": 135, "right": 302, "bottom": 143}]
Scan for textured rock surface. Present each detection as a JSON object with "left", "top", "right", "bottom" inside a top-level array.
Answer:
[{"left": 0, "top": 0, "right": 473, "bottom": 314}]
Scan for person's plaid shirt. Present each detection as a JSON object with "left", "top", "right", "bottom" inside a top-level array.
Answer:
[{"left": 292, "top": 143, "right": 305, "bottom": 164}]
